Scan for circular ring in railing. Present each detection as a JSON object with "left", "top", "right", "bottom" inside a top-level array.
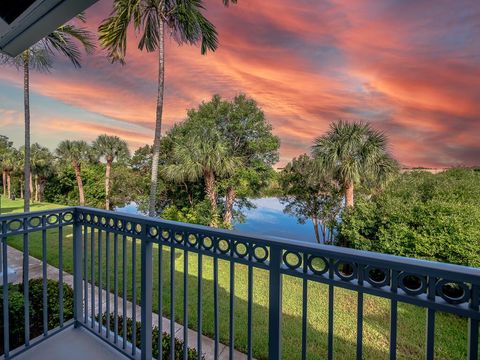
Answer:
[
  {"left": 86, "top": 214, "right": 92, "bottom": 222},
  {"left": 334, "top": 261, "right": 357, "bottom": 281},
  {"left": 174, "top": 232, "right": 184, "bottom": 243},
  {"left": 161, "top": 230, "right": 170, "bottom": 241},
  {"left": 234, "top": 242, "right": 248, "bottom": 258},
  {"left": 28, "top": 216, "right": 42, "bottom": 228},
  {"left": 307, "top": 255, "right": 329, "bottom": 275},
  {"left": 435, "top": 280, "right": 470, "bottom": 305},
  {"left": 62, "top": 212, "right": 73, "bottom": 222},
  {"left": 149, "top": 226, "right": 159, "bottom": 238},
  {"left": 202, "top": 236, "right": 214, "bottom": 250},
  {"left": 93, "top": 215, "right": 99, "bottom": 224},
  {"left": 217, "top": 239, "right": 230, "bottom": 254},
  {"left": 108, "top": 218, "right": 115, "bottom": 228},
  {"left": 47, "top": 214, "right": 59, "bottom": 225},
  {"left": 7, "top": 219, "right": 22, "bottom": 231},
  {"left": 116, "top": 219, "right": 124, "bottom": 230},
  {"left": 252, "top": 245, "right": 268, "bottom": 262},
  {"left": 100, "top": 217, "right": 107, "bottom": 226},
  {"left": 135, "top": 224, "right": 142, "bottom": 234},
  {"left": 283, "top": 251, "right": 302, "bottom": 270},
  {"left": 125, "top": 222, "right": 133, "bottom": 232},
  {"left": 365, "top": 266, "right": 390, "bottom": 288},
  {"left": 398, "top": 272, "right": 427, "bottom": 296},
  {"left": 187, "top": 234, "right": 198, "bottom": 247}
]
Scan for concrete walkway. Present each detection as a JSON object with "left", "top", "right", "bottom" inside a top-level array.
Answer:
[{"left": 6, "top": 246, "right": 248, "bottom": 359}]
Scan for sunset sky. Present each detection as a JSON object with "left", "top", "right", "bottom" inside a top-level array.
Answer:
[{"left": 1, "top": 0, "right": 479, "bottom": 168}]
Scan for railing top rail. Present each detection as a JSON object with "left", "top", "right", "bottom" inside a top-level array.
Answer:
[
  {"left": 0, "top": 206, "right": 75, "bottom": 221},
  {"left": 74, "top": 206, "right": 480, "bottom": 281},
  {"left": 2, "top": 206, "right": 479, "bottom": 281}
]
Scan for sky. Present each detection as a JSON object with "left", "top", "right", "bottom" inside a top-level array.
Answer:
[{"left": 1, "top": 0, "right": 480, "bottom": 168}]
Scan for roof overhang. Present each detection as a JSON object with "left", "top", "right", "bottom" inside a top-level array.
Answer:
[{"left": 0, "top": 0, "right": 98, "bottom": 57}]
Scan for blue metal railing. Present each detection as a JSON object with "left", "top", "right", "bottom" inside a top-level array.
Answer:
[{"left": 0, "top": 207, "right": 479, "bottom": 359}]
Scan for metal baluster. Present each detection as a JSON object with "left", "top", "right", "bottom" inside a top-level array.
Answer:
[
  {"left": 114, "top": 232, "right": 118, "bottom": 344},
  {"left": 390, "top": 270, "right": 398, "bottom": 360},
  {"left": 42, "top": 215, "right": 48, "bottom": 336},
  {"left": 59, "top": 217, "right": 64, "bottom": 327},
  {"left": 91, "top": 227, "right": 95, "bottom": 329},
  {"left": 356, "top": 265, "right": 364, "bottom": 360},
  {"left": 468, "top": 284, "right": 479, "bottom": 360},
  {"left": 301, "top": 278, "right": 307, "bottom": 360},
  {"left": 213, "top": 255, "right": 219, "bottom": 359},
  {"left": 158, "top": 243, "right": 164, "bottom": 360},
  {"left": 84, "top": 223, "right": 88, "bottom": 325},
  {"left": 132, "top": 237, "right": 137, "bottom": 355},
  {"left": 106, "top": 231, "right": 111, "bottom": 339},
  {"left": 197, "top": 247, "right": 203, "bottom": 360},
  {"left": 183, "top": 244, "right": 189, "bottom": 360},
  {"left": 268, "top": 246, "right": 282, "bottom": 360},
  {"left": 327, "top": 259, "right": 334, "bottom": 360},
  {"left": 247, "top": 262, "right": 253, "bottom": 360},
  {"left": 425, "top": 277, "right": 436, "bottom": 360},
  {"left": 122, "top": 234, "right": 127, "bottom": 349},
  {"left": 23, "top": 217, "right": 30, "bottom": 346},
  {"left": 140, "top": 225, "right": 153, "bottom": 360},
  {"left": 170, "top": 243, "right": 175, "bottom": 360},
  {"left": 229, "top": 259, "right": 235, "bottom": 360},
  {"left": 73, "top": 212, "right": 83, "bottom": 328},
  {"left": 98, "top": 229, "right": 103, "bottom": 334},
  {"left": 2, "top": 221, "right": 10, "bottom": 358}
]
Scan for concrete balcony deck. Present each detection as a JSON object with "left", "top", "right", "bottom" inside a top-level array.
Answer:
[{"left": 13, "top": 327, "right": 128, "bottom": 360}]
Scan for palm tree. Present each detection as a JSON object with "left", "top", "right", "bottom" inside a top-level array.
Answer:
[
  {"left": 0, "top": 15, "right": 95, "bottom": 212},
  {"left": 92, "top": 135, "right": 130, "bottom": 210},
  {"left": 30, "top": 144, "right": 55, "bottom": 202},
  {"left": 164, "top": 129, "right": 240, "bottom": 227},
  {"left": 313, "top": 121, "right": 399, "bottom": 208},
  {"left": 56, "top": 140, "right": 91, "bottom": 206},
  {"left": 1, "top": 148, "right": 19, "bottom": 199},
  {"left": 99, "top": 0, "right": 237, "bottom": 216}
]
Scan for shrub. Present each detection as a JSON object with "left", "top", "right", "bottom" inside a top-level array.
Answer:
[
  {"left": 98, "top": 313, "right": 203, "bottom": 359},
  {"left": 0, "top": 279, "right": 74, "bottom": 355},
  {"left": 338, "top": 169, "right": 480, "bottom": 267}
]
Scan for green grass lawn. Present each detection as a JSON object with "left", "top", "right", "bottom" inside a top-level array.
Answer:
[{"left": 2, "top": 197, "right": 473, "bottom": 359}]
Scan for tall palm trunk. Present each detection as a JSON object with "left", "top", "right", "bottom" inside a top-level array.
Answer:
[
  {"left": 2, "top": 170, "right": 6, "bottom": 196},
  {"left": 105, "top": 159, "right": 112, "bottom": 210},
  {"left": 6, "top": 172, "right": 11, "bottom": 199},
  {"left": 345, "top": 180, "right": 354, "bottom": 208},
  {"left": 29, "top": 172, "right": 34, "bottom": 202},
  {"left": 148, "top": 19, "right": 165, "bottom": 216},
  {"left": 73, "top": 162, "right": 85, "bottom": 206},
  {"left": 23, "top": 51, "right": 31, "bottom": 212},
  {"left": 312, "top": 216, "right": 321, "bottom": 244},
  {"left": 204, "top": 169, "right": 218, "bottom": 227},
  {"left": 223, "top": 186, "right": 236, "bottom": 226},
  {"left": 20, "top": 180, "right": 24, "bottom": 199},
  {"left": 34, "top": 174, "right": 39, "bottom": 202}
]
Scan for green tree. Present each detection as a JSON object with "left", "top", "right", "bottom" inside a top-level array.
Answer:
[
  {"left": 92, "top": 135, "right": 130, "bottom": 210},
  {"left": 313, "top": 120, "right": 398, "bottom": 208},
  {"left": 30, "top": 144, "right": 55, "bottom": 202},
  {"left": 0, "top": 136, "right": 14, "bottom": 197},
  {"left": 1, "top": 147, "right": 19, "bottom": 199},
  {"left": 0, "top": 15, "right": 95, "bottom": 212},
  {"left": 280, "top": 154, "right": 342, "bottom": 244},
  {"left": 338, "top": 169, "right": 480, "bottom": 267},
  {"left": 179, "top": 94, "right": 280, "bottom": 226},
  {"left": 163, "top": 128, "right": 240, "bottom": 227},
  {"left": 99, "top": 0, "right": 237, "bottom": 216},
  {"left": 55, "top": 140, "right": 91, "bottom": 206}
]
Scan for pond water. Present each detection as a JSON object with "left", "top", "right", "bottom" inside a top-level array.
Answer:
[{"left": 116, "top": 197, "right": 317, "bottom": 243}]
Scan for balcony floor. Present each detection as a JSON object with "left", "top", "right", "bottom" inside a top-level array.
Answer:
[{"left": 14, "top": 327, "right": 128, "bottom": 360}]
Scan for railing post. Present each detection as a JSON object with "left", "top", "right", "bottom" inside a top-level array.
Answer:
[
  {"left": 73, "top": 210, "right": 83, "bottom": 328},
  {"left": 140, "top": 225, "right": 153, "bottom": 360},
  {"left": 268, "top": 246, "right": 282, "bottom": 360}
]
